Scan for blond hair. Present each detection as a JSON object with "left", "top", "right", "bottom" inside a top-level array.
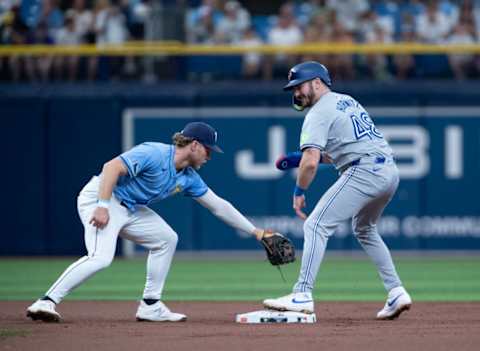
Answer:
[{"left": 172, "top": 132, "right": 194, "bottom": 147}]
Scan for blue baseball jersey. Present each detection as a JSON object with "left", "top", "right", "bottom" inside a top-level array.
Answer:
[{"left": 113, "top": 142, "right": 208, "bottom": 211}]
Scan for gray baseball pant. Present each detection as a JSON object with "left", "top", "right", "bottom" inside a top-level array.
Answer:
[{"left": 293, "top": 159, "right": 402, "bottom": 293}]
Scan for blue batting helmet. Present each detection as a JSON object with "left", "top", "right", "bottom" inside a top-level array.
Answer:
[{"left": 283, "top": 61, "right": 332, "bottom": 91}]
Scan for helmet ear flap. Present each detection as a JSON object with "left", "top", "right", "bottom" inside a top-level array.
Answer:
[{"left": 292, "top": 95, "right": 304, "bottom": 111}]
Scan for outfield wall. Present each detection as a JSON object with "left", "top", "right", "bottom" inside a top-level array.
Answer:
[{"left": 1, "top": 82, "right": 479, "bottom": 255}]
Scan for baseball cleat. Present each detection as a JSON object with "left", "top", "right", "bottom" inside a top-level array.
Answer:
[
  {"left": 26, "top": 299, "right": 62, "bottom": 323},
  {"left": 376, "top": 286, "right": 412, "bottom": 320},
  {"left": 136, "top": 300, "right": 187, "bottom": 322},
  {"left": 263, "top": 292, "right": 314, "bottom": 314}
]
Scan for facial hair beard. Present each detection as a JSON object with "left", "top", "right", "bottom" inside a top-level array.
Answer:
[
  {"left": 298, "top": 82, "right": 315, "bottom": 109},
  {"left": 305, "top": 82, "right": 315, "bottom": 108}
]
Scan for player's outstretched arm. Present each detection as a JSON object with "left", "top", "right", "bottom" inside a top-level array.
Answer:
[
  {"left": 195, "top": 190, "right": 296, "bottom": 265},
  {"left": 194, "top": 189, "right": 263, "bottom": 239}
]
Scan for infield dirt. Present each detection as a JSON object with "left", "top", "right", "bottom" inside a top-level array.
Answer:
[{"left": 1, "top": 301, "right": 479, "bottom": 351}]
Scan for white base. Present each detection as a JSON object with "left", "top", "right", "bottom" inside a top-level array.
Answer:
[{"left": 236, "top": 310, "right": 316, "bottom": 324}]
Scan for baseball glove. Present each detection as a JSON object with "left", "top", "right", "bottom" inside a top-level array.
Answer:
[{"left": 259, "top": 230, "right": 295, "bottom": 266}]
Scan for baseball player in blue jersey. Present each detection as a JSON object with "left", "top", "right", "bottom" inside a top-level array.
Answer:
[
  {"left": 263, "top": 61, "right": 412, "bottom": 320},
  {"left": 27, "top": 122, "right": 268, "bottom": 323}
]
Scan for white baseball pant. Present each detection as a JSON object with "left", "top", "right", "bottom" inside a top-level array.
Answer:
[{"left": 45, "top": 176, "right": 178, "bottom": 303}]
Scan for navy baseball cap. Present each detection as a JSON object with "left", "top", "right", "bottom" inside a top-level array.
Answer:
[{"left": 181, "top": 122, "right": 224, "bottom": 153}]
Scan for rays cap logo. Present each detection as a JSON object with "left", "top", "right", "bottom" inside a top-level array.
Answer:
[{"left": 181, "top": 122, "right": 224, "bottom": 153}]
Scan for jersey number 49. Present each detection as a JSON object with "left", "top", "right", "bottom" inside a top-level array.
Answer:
[{"left": 350, "top": 112, "right": 383, "bottom": 140}]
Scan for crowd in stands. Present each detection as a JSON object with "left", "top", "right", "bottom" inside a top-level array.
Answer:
[
  {"left": 0, "top": 0, "right": 150, "bottom": 81},
  {"left": 186, "top": 0, "right": 480, "bottom": 81},
  {"left": 1, "top": 0, "right": 479, "bottom": 82}
]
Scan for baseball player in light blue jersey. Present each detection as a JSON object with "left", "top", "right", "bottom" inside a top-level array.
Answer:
[
  {"left": 27, "top": 122, "right": 268, "bottom": 323},
  {"left": 263, "top": 61, "right": 412, "bottom": 320}
]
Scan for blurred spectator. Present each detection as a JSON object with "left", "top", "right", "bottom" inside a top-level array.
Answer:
[
  {"left": 457, "top": 0, "right": 477, "bottom": 37},
  {"left": 185, "top": 0, "right": 223, "bottom": 43},
  {"left": 95, "top": 0, "right": 128, "bottom": 45},
  {"left": 399, "top": 0, "right": 426, "bottom": 18},
  {"left": 326, "top": 0, "right": 369, "bottom": 34},
  {"left": 40, "top": 0, "right": 64, "bottom": 40},
  {"left": 238, "top": 26, "right": 263, "bottom": 78},
  {"left": 358, "top": 9, "right": 394, "bottom": 42},
  {"left": 393, "top": 12, "right": 417, "bottom": 80},
  {"left": 187, "top": 5, "right": 216, "bottom": 43},
  {"left": 416, "top": 0, "right": 452, "bottom": 43},
  {"left": 53, "top": 11, "right": 82, "bottom": 81},
  {"left": 29, "top": 21, "right": 54, "bottom": 82},
  {"left": 438, "top": 0, "right": 459, "bottom": 30},
  {"left": 0, "top": 1, "right": 15, "bottom": 44},
  {"left": 4, "top": 5, "right": 34, "bottom": 81},
  {"left": 87, "top": 0, "right": 109, "bottom": 80},
  {"left": 301, "top": 15, "right": 331, "bottom": 65},
  {"left": 309, "top": 12, "right": 332, "bottom": 40},
  {"left": 295, "top": 0, "right": 329, "bottom": 28},
  {"left": 263, "top": 3, "right": 303, "bottom": 80},
  {"left": 398, "top": 10, "right": 416, "bottom": 34},
  {"left": 214, "top": 0, "right": 250, "bottom": 44},
  {"left": 71, "top": 0, "right": 93, "bottom": 43},
  {"left": 473, "top": 0, "right": 480, "bottom": 39},
  {"left": 365, "top": 23, "right": 393, "bottom": 80},
  {"left": 328, "top": 21, "right": 355, "bottom": 80},
  {"left": 89, "top": 0, "right": 129, "bottom": 80},
  {"left": 125, "top": 0, "right": 151, "bottom": 40},
  {"left": 0, "top": 0, "right": 18, "bottom": 19},
  {"left": 357, "top": 9, "right": 394, "bottom": 80},
  {"left": 446, "top": 22, "right": 476, "bottom": 80}
]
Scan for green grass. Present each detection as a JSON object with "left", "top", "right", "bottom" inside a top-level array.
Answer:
[
  {"left": 0, "top": 329, "right": 29, "bottom": 340},
  {"left": 1, "top": 256, "right": 479, "bottom": 301}
]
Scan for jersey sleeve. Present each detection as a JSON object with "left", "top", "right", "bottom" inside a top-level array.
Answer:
[
  {"left": 299, "top": 110, "right": 334, "bottom": 151},
  {"left": 184, "top": 170, "right": 208, "bottom": 197},
  {"left": 119, "top": 143, "right": 157, "bottom": 178}
]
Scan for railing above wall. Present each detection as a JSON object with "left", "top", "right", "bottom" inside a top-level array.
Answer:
[{"left": 1, "top": 42, "right": 480, "bottom": 57}]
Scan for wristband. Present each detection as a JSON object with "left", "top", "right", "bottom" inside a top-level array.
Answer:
[
  {"left": 97, "top": 199, "right": 111, "bottom": 209},
  {"left": 293, "top": 185, "right": 306, "bottom": 196}
]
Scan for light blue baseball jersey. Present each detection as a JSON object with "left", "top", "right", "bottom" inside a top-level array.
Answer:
[
  {"left": 300, "top": 92, "right": 393, "bottom": 170},
  {"left": 113, "top": 142, "right": 208, "bottom": 211}
]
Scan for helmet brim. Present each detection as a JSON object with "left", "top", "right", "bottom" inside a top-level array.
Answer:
[{"left": 283, "top": 80, "right": 302, "bottom": 91}]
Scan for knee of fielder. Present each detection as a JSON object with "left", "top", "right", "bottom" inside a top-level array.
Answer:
[
  {"left": 88, "top": 254, "right": 114, "bottom": 271},
  {"left": 150, "top": 230, "right": 178, "bottom": 251}
]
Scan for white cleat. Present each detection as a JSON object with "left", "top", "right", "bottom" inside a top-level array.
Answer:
[
  {"left": 136, "top": 300, "right": 187, "bottom": 322},
  {"left": 26, "top": 299, "right": 62, "bottom": 323},
  {"left": 263, "top": 292, "right": 314, "bottom": 314},
  {"left": 376, "top": 286, "right": 412, "bottom": 320}
]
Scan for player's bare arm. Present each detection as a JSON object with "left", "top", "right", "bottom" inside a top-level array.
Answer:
[
  {"left": 90, "top": 157, "right": 128, "bottom": 229},
  {"left": 293, "top": 148, "right": 321, "bottom": 220},
  {"left": 321, "top": 152, "right": 333, "bottom": 164}
]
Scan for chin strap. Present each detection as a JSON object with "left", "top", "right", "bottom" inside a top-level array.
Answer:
[{"left": 292, "top": 95, "right": 305, "bottom": 111}]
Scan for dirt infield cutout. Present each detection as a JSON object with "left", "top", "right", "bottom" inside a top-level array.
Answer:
[{"left": 1, "top": 301, "right": 479, "bottom": 351}]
